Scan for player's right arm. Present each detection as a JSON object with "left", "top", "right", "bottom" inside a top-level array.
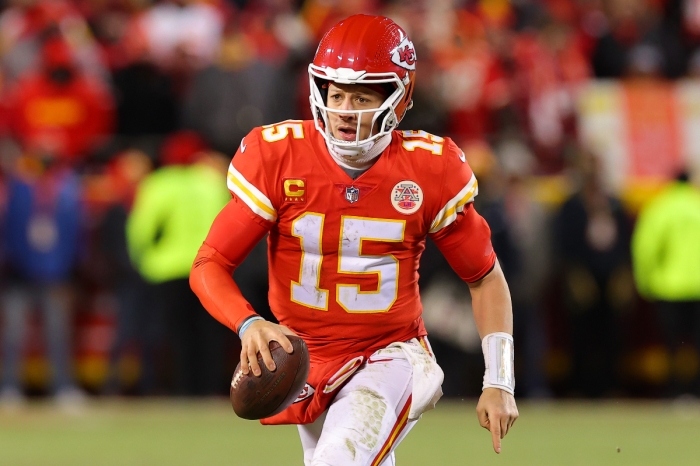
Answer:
[
  {"left": 190, "top": 199, "right": 295, "bottom": 376},
  {"left": 191, "top": 127, "right": 296, "bottom": 377}
]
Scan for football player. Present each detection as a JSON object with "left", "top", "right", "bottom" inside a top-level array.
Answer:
[{"left": 191, "top": 14, "right": 518, "bottom": 465}]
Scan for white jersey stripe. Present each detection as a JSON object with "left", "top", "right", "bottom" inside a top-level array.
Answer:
[
  {"left": 227, "top": 163, "right": 277, "bottom": 222},
  {"left": 429, "top": 174, "right": 478, "bottom": 233}
]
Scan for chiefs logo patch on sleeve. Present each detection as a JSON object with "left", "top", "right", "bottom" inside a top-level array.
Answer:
[{"left": 391, "top": 36, "right": 416, "bottom": 71}]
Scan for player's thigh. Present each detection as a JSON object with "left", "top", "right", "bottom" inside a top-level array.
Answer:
[{"left": 310, "top": 353, "right": 415, "bottom": 466}]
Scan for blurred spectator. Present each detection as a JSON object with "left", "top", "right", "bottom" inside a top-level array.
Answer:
[
  {"left": 125, "top": 131, "right": 231, "bottom": 395},
  {"left": 552, "top": 152, "right": 633, "bottom": 397},
  {"left": 182, "top": 30, "right": 295, "bottom": 156},
  {"left": 4, "top": 35, "right": 115, "bottom": 166},
  {"left": 0, "top": 0, "right": 109, "bottom": 82},
  {"left": 136, "top": 0, "right": 226, "bottom": 71},
  {"left": 301, "top": 0, "right": 381, "bottom": 42},
  {"left": 631, "top": 171, "right": 700, "bottom": 396},
  {"left": 499, "top": 136, "right": 553, "bottom": 397},
  {"left": 0, "top": 152, "right": 85, "bottom": 409},
  {"left": 591, "top": 0, "right": 686, "bottom": 78},
  {"left": 430, "top": 10, "right": 511, "bottom": 143},
  {"left": 82, "top": 148, "right": 154, "bottom": 394},
  {"left": 509, "top": 17, "right": 590, "bottom": 170},
  {"left": 130, "top": 0, "right": 229, "bottom": 95}
]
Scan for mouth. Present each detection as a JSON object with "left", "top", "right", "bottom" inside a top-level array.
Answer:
[{"left": 336, "top": 125, "right": 358, "bottom": 141}]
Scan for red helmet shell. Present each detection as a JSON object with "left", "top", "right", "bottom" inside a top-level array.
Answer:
[{"left": 312, "top": 15, "right": 416, "bottom": 121}]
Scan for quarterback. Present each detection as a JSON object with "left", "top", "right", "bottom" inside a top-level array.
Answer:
[{"left": 191, "top": 15, "right": 518, "bottom": 465}]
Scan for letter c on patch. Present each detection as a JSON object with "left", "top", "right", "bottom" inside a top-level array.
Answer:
[{"left": 284, "top": 179, "right": 305, "bottom": 197}]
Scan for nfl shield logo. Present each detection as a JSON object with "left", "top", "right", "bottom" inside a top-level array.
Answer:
[{"left": 345, "top": 186, "right": 359, "bottom": 203}]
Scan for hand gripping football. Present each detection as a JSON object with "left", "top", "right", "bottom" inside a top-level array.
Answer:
[{"left": 230, "top": 335, "right": 310, "bottom": 420}]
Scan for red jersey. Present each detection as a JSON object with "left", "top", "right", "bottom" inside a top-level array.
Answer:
[
  {"left": 5, "top": 72, "right": 114, "bottom": 163},
  {"left": 227, "top": 120, "right": 485, "bottom": 363}
]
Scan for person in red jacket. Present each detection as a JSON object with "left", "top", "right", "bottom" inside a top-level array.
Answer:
[{"left": 4, "top": 35, "right": 114, "bottom": 165}]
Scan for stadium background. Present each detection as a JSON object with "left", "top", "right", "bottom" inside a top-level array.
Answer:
[{"left": 1, "top": 0, "right": 700, "bottom": 464}]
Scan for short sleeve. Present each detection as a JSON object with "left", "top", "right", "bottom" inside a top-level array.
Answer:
[
  {"left": 430, "top": 203, "right": 496, "bottom": 283},
  {"left": 428, "top": 139, "right": 478, "bottom": 234}
]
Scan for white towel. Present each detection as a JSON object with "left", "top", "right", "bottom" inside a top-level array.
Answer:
[{"left": 388, "top": 339, "right": 444, "bottom": 421}]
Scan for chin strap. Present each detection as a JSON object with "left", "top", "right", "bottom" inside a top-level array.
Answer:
[{"left": 326, "top": 133, "right": 393, "bottom": 169}]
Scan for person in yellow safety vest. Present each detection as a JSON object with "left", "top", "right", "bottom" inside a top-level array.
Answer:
[
  {"left": 126, "top": 133, "right": 231, "bottom": 395},
  {"left": 632, "top": 172, "right": 700, "bottom": 397}
]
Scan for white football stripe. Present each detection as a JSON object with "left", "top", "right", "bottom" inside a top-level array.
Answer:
[
  {"left": 227, "top": 163, "right": 277, "bottom": 222},
  {"left": 429, "top": 173, "right": 478, "bottom": 234}
]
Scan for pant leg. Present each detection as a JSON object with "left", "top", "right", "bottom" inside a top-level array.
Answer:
[
  {"left": 298, "top": 410, "right": 328, "bottom": 466},
  {"left": 1, "top": 287, "right": 32, "bottom": 391},
  {"left": 298, "top": 349, "right": 417, "bottom": 466},
  {"left": 40, "top": 284, "right": 75, "bottom": 392}
]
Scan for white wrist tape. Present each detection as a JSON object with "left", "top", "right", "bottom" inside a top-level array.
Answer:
[{"left": 482, "top": 332, "right": 515, "bottom": 395}]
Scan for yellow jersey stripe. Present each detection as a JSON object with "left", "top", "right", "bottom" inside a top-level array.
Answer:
[
  {"left": 227, "top": 172, "right": 276, "bottom": 219},
  {"left": 226, "top": 165, "right": 277, "bottom": 222},
  {"left": 434, "top": 183, "right": 477, "bottom": 228},
  {"left": 429, "top": 177, "right": 478, "bottom": 233}
]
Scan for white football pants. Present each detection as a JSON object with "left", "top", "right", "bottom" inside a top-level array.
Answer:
[{"left": 298, "top": 346, "right": 417, "bottom": 466}]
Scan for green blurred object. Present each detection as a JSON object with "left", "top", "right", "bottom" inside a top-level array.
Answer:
[
  {"left": 126, "top": 163, "right": 230, "bottom": 284},
  {"left": 631, "top": 180, "right": 700, "bottom": 301},
  {"left": 1, "top": 399, "right": 700, "bottom": 466}
]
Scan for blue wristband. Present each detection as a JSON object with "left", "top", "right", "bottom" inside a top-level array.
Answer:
[{"left": 238, "top": 316, "right": 265, "bottom": 338}]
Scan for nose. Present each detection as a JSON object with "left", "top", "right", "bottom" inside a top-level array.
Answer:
[{"left": 337, "top": 97, "right": 355, "bottom": 119}]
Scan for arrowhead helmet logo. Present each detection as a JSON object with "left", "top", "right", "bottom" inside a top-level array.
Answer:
[{"left": 391, "top": 37, "right": 416, "bottom": 71}]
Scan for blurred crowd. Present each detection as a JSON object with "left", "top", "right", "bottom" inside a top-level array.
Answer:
[{"left": 1, "top": 0, "right": 700, "bottom": 407}]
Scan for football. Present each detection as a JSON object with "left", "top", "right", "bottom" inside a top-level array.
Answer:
[{"left": 230, "top": 335, "right": 310, "bottom": 420}]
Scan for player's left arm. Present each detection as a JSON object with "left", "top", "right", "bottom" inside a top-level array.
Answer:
[
  {"left": 468, "top": 260, "right": 519, "bottom": 454},
  {"left": 426, "top": 138, "right": 517, "bottom": 453},
  {"left": 431, "top": 204, "right": 518, "bottom": 454}
]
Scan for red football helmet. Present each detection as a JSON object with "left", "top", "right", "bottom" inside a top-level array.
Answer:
[{"left": 309, "top": 15, "right": 416, "bottom": 148}]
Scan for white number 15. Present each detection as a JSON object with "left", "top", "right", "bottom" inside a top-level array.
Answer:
[{"left": 291, "top": 214, "right": 405, "bottom": 313}]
